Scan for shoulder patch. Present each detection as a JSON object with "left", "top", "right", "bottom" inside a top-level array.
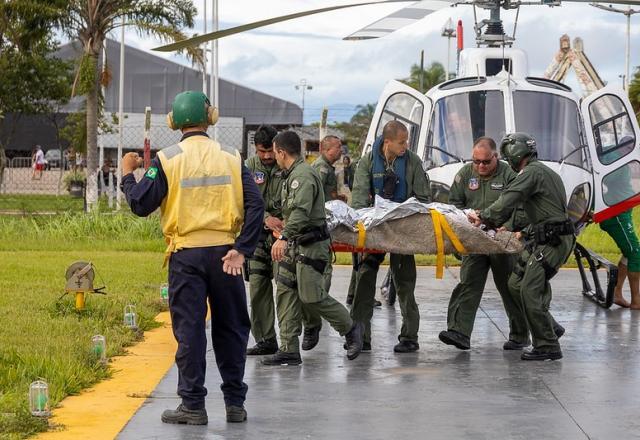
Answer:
[
  {"left": 254, "top": 171, "right": 265, "bottom": 185},
  {"left": 145, "top": 167, "right": 158, "bottom": 180},
  {"left": 468, "top": 177, "right": 479, "bottom": 191},
  {"left": 455, "top": 174, "right": 461, "bottom": 184},
  {"left": 290, "top": 179, "right": 300, "bottom": 189}
]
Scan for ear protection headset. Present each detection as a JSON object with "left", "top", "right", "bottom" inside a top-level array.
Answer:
[{"left": 166, "top": 93, "right": 219, "bottom": 130}]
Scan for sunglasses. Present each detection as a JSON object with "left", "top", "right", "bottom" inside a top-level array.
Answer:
[{"left": 472, "top": 158, "right": 493, "bottom": 165}]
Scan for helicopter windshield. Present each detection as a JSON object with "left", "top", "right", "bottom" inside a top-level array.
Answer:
[
  {"left": 427, "top": 91, "right": 505, "bottom": 165},
  {"left": 513, "top": 91, "right": 584, "bottom": 167}
]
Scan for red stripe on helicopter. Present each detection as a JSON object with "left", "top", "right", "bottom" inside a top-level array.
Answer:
[{"left": 593, "top": 195, "right": 640, "bottom": 223}]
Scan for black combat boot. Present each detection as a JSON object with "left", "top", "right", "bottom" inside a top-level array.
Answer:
[
  {"left": 301, "top": 326, "right": 321, "bottom": 351},
  {"left": 161, "top": 404, "right": 208, "bottom": 425},
  {"left": 261, "top": 350, "right": 302, "bottom": 366},
  {"left": 438, "top": 330, "right": 470, "bottom": 350},
  {"left": 344, "top": 322, "right": 364, "bottom": 360},
  {"left": 393, "top": 340, "right": 420, "bottom": 353},
  {"left": 503, "top": 339, "right": 531, "bottom": 350},
  {"left": 521, "top": 348, "right": 563, "bottom": 361},
  {"left": 226, "top": 405, "right": 248, "bottom": 423},
  {"left": 246, "top": 338, "right": 278, "bottom": 355}
]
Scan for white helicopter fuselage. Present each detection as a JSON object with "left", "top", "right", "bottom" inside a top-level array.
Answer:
[{"left": 364, "top": 47, "right": 640, "bottom": 226}]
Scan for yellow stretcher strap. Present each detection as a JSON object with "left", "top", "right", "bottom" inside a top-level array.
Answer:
[
  {"left": 431, "top": 210, "right": 445, "bottom": 279},
  {"left": 356, "top": 221, "right": 367, "bottom": 249},
  {"left": 430, "top": 209, "right": 467, "bottom": 279}
]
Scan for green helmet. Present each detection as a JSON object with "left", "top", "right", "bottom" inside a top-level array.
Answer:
[
  {"left": 500, "top": 132, "right": 537, "bottom": 170},
  {"left": 169, "top": 91, "right": 210, "bottom": 129}
]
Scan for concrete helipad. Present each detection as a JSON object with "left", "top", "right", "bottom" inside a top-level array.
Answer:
[{"left": 117, "top": 266, "right": 640, "bottom": 440}]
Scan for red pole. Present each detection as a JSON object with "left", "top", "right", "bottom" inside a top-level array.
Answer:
[
  {"left": 456, "top": 20, "right": 463, "bottom": 76},
  {"left": 143, "top": 106, "right": 151, "bottom": 169}
]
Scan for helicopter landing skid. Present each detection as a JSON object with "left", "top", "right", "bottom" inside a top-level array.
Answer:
[{"left": 573, "top": 243, "right": 618, "bottom": 309}]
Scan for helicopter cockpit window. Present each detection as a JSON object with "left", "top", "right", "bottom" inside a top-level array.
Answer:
[
  {"left": 513, "top": 91, "right": 584, "bottom": 167},
  {"left": 588, "top": 94, "right": 636, "bottom": 166},
  {"left": 375, "top": 93, "right": 424, "bottom": 153},
  {"left": 426, "top": 90, "right": 505, "bottom": 166}
]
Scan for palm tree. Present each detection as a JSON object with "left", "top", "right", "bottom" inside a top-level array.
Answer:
[
  {"left": 629, "top": 66, "right": 640, "bottom": 122},
  {"left": 58, "top": 1, "right": 202, "bottom": 210},
  {"left": 400, "top": 62, "right": 447, "bottom": 93}
]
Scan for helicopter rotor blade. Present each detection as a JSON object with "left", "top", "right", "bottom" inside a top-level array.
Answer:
[
  {"left": 563, "top": 0, "right": 640, "bottom": 5},
  {"left": 344, "top": 0, "right": 455, "bottom": 40},
  {"left": 153, "top": 0, "right": 416, "bottom": 52}
]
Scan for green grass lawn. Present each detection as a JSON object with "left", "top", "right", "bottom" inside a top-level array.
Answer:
[
  {"left": 0, "top": 208, "right": 635, "bottom": 438},
  {"left": 0, "top": 194, "right": 85, "bottom": 214}
]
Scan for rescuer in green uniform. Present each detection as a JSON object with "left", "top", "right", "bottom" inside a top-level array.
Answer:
[
  {"left": 262, "top": 130, "right": 364, "bottom": 365},
  {"left": 350, "top": 120, "right": 431, "bottom": 353},
  {"left": 438, "top": 137, "right": 529, "bottom": 351},
  {"left": 468, "top": 133, "right": 575, "bottom": 361},
  {"left": 245, "top": 125, "right": 284, "bottom": 355}
]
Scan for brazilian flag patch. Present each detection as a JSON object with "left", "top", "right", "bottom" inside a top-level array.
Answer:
[{"left": 145, "top": 167, "right": 158, "bottom": 180}]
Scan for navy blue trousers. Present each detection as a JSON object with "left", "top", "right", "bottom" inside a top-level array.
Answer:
[{"left": 168, "top": 245, "right": 250, "bottom": 409}]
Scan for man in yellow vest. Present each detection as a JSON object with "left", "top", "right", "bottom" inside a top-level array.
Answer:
[{"left": 120, "top": 91, "right": 264, "bottom": 425}]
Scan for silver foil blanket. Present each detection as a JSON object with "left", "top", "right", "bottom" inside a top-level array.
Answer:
[{"left": 326, "top": 196, "right": 523, "bottom": 255}]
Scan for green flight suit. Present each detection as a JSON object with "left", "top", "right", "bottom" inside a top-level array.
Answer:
[
  {"left": 481, "top": 159, "right": 575, "bottom": 353},
  {"left": 245, "top": 155, "right": 284, "bottom": 343},
  {"left": 447, "top": 161, "right": 528, "bottom": 343},
  {"left": 300, "top": 154, "right": 341, "bottom": 330},
  {"left": 312, "top": 154, "right": 339, "bottom": 202},
  {"left": 276, "top": 157, "right": 353, "bottom": 353},
  {"left": 351, "top": 148, "right": 431, "bottom": 344}
]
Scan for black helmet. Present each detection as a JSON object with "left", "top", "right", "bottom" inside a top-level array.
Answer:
[{"left": 500, "top": 132, "right": 537, "bottom": 171}]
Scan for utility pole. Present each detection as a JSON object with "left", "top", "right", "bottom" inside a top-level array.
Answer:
[
  {"left": 295, "top": 79, "right": 313, "bottom": 124},
  {"left": 202, "top": 0, "right": 207, "bottom": 95},
  {"left": 116, "top": 18, "right": 125, "bottom": 210},
  {"left": 441, "top": 18, "right": 456, "bottom": 81},
  {"left": 590, "top": 3, "right": 638, "bottom": 90},
  {"left": 212, "top": 0, "right": 219, "bottom": 141},
  {"left": 419, "top": 50, "right": 424, "bottom": 93}
]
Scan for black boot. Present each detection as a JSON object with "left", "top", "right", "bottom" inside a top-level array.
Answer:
[
  {"left": 246, "top": 338, "right": 278, "bottom": 355},
  {"left": 393, "top": 340, "right": 419, "bottom": 353},
  {"left": 226, "top": 405, "right": 248, "bottom": 423},
  {"left": 161, "top": 404, "right": 208, "bottom": 425},
  {"left": 301, "top": 326, "right": 321, "bottom": 351},
  {"left": 261, "top": 350, "right": 302, "bottom": 366},
  {"left": 521, "top": 349, "right": 563, "bottom": 361},
  {"left": 344, "top": 322, "right": 364, "bottom": 360},
  {"left": 553, "top": 322, "right": 565, "bottom": 339},
  {"left": 503, "top": 339, "right": 530, "bottom": 350},
  {"left": 438, "top": 330, "right": 470, "bottom": 350}
]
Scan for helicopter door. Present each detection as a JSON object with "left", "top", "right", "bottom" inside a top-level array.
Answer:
[
  {"left": 363, "top": 80, "right": 431, "bottom": 156},
  {"left": 581, "top": 87, "right": 640, "bottom": 223}
]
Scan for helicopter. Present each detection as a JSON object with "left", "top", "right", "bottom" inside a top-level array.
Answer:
[{"left": 155, "top": 0, "right": 640, "bottom": 308}]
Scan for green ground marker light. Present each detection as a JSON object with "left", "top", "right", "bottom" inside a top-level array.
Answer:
[
  {"left": 92, "top": 335, "right": 107, "bottom": 365},
  {"left": 29, "top": 380, "right": 50, "bottom": 417}
]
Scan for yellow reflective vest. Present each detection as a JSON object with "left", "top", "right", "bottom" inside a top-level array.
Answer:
[{"left": 158, "top": 135, "right": 244, "bottom": 257}]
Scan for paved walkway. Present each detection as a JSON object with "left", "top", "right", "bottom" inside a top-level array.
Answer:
[{"left": 118, "top": 267, "right": 640, "bottom": 440}]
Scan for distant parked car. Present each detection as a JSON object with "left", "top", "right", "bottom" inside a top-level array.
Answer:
[{"left": 44, "top": 149, "right": 65, "bottom": 169}]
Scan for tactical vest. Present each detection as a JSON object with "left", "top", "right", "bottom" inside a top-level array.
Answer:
[{"left": 158, "top": 135, "right": 244, "bottom": 255}]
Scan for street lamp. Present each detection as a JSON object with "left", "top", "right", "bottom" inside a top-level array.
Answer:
[
  {"left": 441, "top": 18, "right": 456, "bottom": 81},
  {"left": 295, "top": 79, "right": 313, "bottom": 124},
  {"left": 590, "top": 3, "right": 639, "bottom": 90}
]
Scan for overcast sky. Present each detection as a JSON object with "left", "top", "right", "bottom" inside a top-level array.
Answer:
[{"left": 121, "top": 0, "right": 640, "bottom": 123}]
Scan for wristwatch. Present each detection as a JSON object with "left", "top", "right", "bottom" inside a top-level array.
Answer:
[{"left": 278, "top": 234, "right": 288, "bottom": 241}]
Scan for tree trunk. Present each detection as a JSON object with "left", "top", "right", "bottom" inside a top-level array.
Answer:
[{"left": 85, "top": 51, "right": 100, "bottom": 211}]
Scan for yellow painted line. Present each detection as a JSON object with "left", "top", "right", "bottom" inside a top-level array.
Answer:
[{"left": 36, "top": 312, "right": 177, "bottom": 440}]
